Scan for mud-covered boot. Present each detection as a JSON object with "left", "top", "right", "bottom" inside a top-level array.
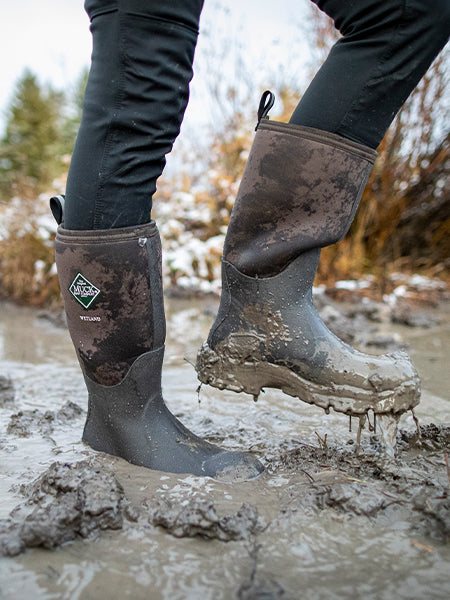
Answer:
[
  {"left": 196, "top": 97, "right": 420, "bottom": 444},
  {"left": 54, "top": 219, "right": 263, "bottom": 479}
]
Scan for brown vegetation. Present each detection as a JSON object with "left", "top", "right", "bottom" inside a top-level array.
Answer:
[
  {"left": 318, "top": 53, "right": 449, "bottom": 285},
  {"left": 0, "top": 198, "right": 60, "bottom": 306}
]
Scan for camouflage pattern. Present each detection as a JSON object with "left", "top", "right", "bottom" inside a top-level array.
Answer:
[
  {"left": 55, "top": 221, "right": 165, "bottom": 385},
  {"left": 224, "top": 120, "right": 377, "bottom": 277}
]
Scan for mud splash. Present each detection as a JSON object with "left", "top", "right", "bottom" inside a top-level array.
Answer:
[
  {"left": 376, "top": 412, "right": 401, "bottom": 458},
  {"left": 0, "top": 298, "right": 449, "bottom": 599}
]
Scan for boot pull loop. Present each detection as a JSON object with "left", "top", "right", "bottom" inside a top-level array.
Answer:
[
  {"left": 50, "top": 195, "right": 65, "bottom": 226},
  {"left": 256, "top": 90, "right": 275, "bottom": 130}
]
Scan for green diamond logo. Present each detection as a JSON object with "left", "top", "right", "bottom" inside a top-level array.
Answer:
[{"left": 69, "top": 272, "right": 101, "bottom": 309}]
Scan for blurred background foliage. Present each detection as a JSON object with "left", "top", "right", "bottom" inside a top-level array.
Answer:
[{"left": 0, "top": 3, "right": 448, "bottom": 306}]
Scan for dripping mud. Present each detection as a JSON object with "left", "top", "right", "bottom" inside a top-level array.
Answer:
[{"left": 0, "top": 292, "right": 449, "bottom": 600}]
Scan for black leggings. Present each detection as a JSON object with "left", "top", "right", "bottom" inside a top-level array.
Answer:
[{"left": 64, "top": 0, "right": 450, "bottom": 230}]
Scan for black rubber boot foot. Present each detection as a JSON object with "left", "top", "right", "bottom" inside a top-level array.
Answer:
[
  {"left": 82, "top": 346, "right": 264, "bottom": 481},
  {"left": 196, "top": 257, "right": 420, "bottom": 418}
]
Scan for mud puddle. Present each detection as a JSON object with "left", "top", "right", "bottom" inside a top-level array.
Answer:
[{"left": 0, "top": 298, "right": 449, "bottom": 599}]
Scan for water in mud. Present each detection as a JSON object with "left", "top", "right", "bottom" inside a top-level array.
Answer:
[{"left": 0, "top": 298, "right": 449, "bottom": 600}]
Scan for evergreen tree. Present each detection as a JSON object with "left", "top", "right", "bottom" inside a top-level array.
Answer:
[{"left": 0, "top": 69, "right": 65, "bottom": 200}]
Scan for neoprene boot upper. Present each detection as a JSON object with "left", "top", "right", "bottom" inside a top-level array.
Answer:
[{"left": 224, "top": 118, "right": 377, "bottom": 276}]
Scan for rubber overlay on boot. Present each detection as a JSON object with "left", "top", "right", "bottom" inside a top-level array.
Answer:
[
  {"left": 196, "top": 256, "right": 420, "bottom": 417},
  {"left": 82, "top": 346, "right": 264, "bottom": 480}
]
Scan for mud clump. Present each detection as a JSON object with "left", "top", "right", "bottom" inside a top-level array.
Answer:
[
  {"left": 272, "top": 425, "right": 450, "bottom": 543},
  {"left": 314, "top": 480, "right": 394, "bottom": 516},
  {"left": 7, "top": 401, "right": 84, "bottom": 437},
  {"left": 0, "top": 464, "right": 265, "bottom": 556},
  {"left": 0, "top": 461, "right": 129, "bottom": 557},
  {"left": 316, "top": 287, "right": 443, "bottom": 352},
  {"left": 279, "top": 472, "right": 397, "bottom": 518},
  {"left": 412, "top": 490, "right": 450, "bottom": 541},
  {"left": 390, "top": 303, "right": 440, "bottom": 328},
  {"left": 0, "top": 375, "right": 15, "bottom": 406},
  {"left": 399, "top": 423, "right": 450, "bottom": 451},
  {"left": 272, "top": 424, "right": 450, "bottom": 480},
  {"left": 316, "top": 294, "right": 407, "bottom": 352},
  {"left": 148, "top": 496, "right": 265, "bottom": 541}
]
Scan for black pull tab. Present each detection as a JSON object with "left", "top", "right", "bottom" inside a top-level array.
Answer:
[
  {"left": 50, "top": 195, "right": 65, "bottom": 226},
  {"left": 256, "top": 90, "right": 275, "bottom": 130}
]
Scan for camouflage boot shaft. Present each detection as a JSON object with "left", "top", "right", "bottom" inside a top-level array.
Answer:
[{"left": 55, "top": 221, "right": 165, "bottom": 386}]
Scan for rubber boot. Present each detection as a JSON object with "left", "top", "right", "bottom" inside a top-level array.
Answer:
[
  {"left": 196, "top": 106, "right": 420, "bottom": 428},
  {"left": 54, "top": 220, "right": 263, "bottom": 479}
]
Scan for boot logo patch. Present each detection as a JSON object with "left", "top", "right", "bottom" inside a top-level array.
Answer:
[{"left": 69, "top": 273, "right": 101, "bottom": 309}]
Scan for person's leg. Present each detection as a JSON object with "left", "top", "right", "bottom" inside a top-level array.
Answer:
[
  {"left": 52, "top": 0, "right": 263, "bottom": 478},
  {"left": 65, "top": 0, "right": 204, "bottom": 230},
  {"left": 197, "top": 0, "right": 449, "bottom": 445},
  {"left": 291, "top": 0, "right": 450, "bottom": 148}
]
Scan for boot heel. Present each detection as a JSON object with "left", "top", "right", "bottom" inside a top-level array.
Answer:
[{"left": 196, "top": 340, "right": 302, "bottom": 400}]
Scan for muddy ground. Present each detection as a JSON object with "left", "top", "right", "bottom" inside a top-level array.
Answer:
[{"left": 0, "top": 285, "right": 449, "bottom": 600}]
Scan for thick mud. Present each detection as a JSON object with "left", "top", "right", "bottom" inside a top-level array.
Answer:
[
  {"left": 6, "top": 401, "right": 84, "bottom": 438},
  {"left": 0, "top": 295, "right": 449, "bottom": 599},
  {"left": 147, "top": 496, "right": 264, "bottom": 541},
  {"left": 0, "top": 461, "right": 128, "bottom": 557}
]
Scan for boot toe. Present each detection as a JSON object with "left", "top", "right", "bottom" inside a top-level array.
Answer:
[
  {"left": 366, "top": 351, "right": 421, "bottom": 405},
  {"left": 202, "top": 451, "right": 264, "bottom": 482}
]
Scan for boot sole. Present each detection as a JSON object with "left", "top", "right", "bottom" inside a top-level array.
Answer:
[{"left": 196, "top": 341, "right": 420, "bottom": 416}]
